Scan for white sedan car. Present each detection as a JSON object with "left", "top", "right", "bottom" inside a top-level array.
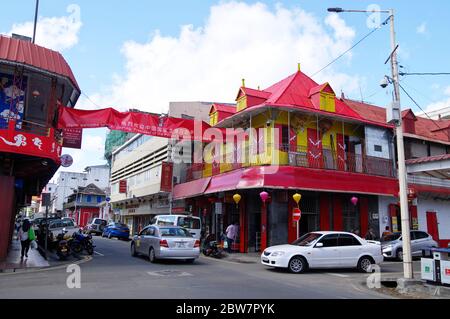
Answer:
[{"left": 261, "top": 231, "right": 383, "bottom": 273}]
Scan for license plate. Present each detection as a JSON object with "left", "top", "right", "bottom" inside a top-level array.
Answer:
[{"left": 176, "top": 242, "right": 186, "bottom": 248}]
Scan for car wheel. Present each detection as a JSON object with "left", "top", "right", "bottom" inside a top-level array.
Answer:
[
  {"left": 131, "top": 243, "right": 137, "bottom": 257},
  {"left": 357, "top": 256, "right": 375, "bottom": 273},
  {"left": 149, "top": 247, "right": 157, "bottom": 263},
  {"left": 396, "top": 248, "right": 403, "bottom": 261},
  {"left": 288, "top": 256, "right": 307, "bottom": 274}
]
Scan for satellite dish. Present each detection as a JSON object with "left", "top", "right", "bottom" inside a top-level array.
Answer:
[{"left": 60, "top": 154, "right": 73, "bottom": 168}]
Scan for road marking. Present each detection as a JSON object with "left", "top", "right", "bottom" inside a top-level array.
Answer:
[
  {"left": 325, "top": 273, "right": 350, "bottom": 278},
  {"left": 94, "top": 251, "right": 104, "bottom": 256}
]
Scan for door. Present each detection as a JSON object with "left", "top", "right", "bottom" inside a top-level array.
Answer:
[
  {"left": 337, "top": 234, "right": 363, "bottom": 267},
  {"left": 309, "top": 234, "right": 340, "bottom": 268},
  {"left": 426, "top": 212, "right": 440, "bottom": 243},
  {"left": 136, "top": 227, "right": 150, "bottom": 254}
]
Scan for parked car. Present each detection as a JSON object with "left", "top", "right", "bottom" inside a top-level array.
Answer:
[
  {"left": 150, "top": 214, "right": 202, "bottom": 239},
  {"left": 85, "top": 218, "right": 108, "bottom": 235},
  {"left": 48, "top": 219, "right": 80, "bottom": 242},
  {"left": 261, "top": 231, "right": 383, "bottom": 273},
  {"left": 62, "top": 217, "right": 77, "bottom": 227},
  {"left": 131, "top": 225, "right": 200, "bottom": 263},
  {"left": 381, "top": 230, "right": 438, "bottom": 260},
  {"left": 102, "top": 222, "right": 130, "bottom": 240}
]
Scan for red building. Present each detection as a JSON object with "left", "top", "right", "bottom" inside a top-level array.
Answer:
[
  {"left": 0, "top": 35, "right": 80, "bottom": 261},
  {"left": 173, "top": 67, "right": 400, "bottom": 253}
]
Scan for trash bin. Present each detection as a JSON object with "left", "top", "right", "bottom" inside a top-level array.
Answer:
[{"left": 422, "top": 248, "right": 450, "bottom": 286}]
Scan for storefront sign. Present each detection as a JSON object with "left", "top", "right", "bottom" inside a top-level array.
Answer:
[
  {"left": 62, "top": 128, "right": 82, "bottom": 149},
  {"left": 160, "top": 161, "right": 173, "bottom": 192},
  {"left": 441, "top": 261, "right": 450, "bottom": 285}
]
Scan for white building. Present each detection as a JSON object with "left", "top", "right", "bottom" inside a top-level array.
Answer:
[{"left": 53, "top": 165, "right": 110, "bottom": 216}]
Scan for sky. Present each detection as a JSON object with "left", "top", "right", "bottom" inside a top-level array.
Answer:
[{"left": 1, "top": 0, "right": 450, "bottom": 181}]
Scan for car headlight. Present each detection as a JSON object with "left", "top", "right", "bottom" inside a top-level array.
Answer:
[
  {"left": 271, "top": 251, "right": 285, "bottom": 257},
  {"left": 382, "top": 245, "right": 392, "bottom": 251}
]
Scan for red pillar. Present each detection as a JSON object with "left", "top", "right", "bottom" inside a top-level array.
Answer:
[
  {"left": 0, "top": 176, "right": 15, "bottom": 261},
  {"left": 288, "top": 196, "right": 297, "bottom": 243},
  {"left": 410, "top": 205, "right": 418, "bottom": 230},
  {"left": 239, "top": 196, "right": 247, "bottom": 253},
  {"left": 320, "top": 193, "right": 330, "bottom": 230},
  {"left": 333, "top": 195, "right": 343, "bottom": 231},
  {"left": 261, "top": 204, "right": 267, "bottom": 252},
  {"left": 360, "top": 197, "right": 369, "bottom": 237}
]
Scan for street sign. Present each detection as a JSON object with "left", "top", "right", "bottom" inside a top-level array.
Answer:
[
  {"left": 292, "top": 208, "right": 301, "bottom": 222},
  {"left": 62, "top": 128, "right": 83, "bottom": 149},
  {"left": 105, "top": 197, "right": 111, "bottom": 202},
  {"left": 160, "top": 161, "right": 173, "bottom": 192},
  {"left": 60, "top": 154, "right": 73, "bottom": 167}
]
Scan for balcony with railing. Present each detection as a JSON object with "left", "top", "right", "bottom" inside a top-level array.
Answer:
[{"left": 182, "top": 143, "right": 395, "bottom": 183}]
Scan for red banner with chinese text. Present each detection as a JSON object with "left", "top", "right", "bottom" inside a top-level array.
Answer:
[{"left": 160, "top": 162, "right": 174, "bottom": 192}]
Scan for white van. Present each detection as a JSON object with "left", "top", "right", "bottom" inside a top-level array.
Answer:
[{"left": 150, "top": 214, "right": 201, "bottom": 239}]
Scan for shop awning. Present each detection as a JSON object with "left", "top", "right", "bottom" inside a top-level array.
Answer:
[
  {"left": 173, "top": 177, "right": 211, "bottom": 200},
  {"left": 204, "top": 169, "right": 244, "bottom": 194}
]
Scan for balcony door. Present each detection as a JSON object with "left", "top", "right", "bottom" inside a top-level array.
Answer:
[{"left": 307, "top": 128, "right": 323, "bottom": 168}]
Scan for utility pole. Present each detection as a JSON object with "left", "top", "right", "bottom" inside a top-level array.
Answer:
[
  {"left": 32, "top": 0, "right": 39, "bottom": 44},
  {"left": 388, "top": 9, "right": 413, "bottom": 279},
  {"left": 327, "top": 7, "right": 413, "bottom": 279}
]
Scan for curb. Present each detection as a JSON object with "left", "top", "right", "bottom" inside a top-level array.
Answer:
[{"left": 0, "top": 255, "right": 92, "bottom": 276}]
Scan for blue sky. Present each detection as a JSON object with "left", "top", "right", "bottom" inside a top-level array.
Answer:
[{"left": 1, "top": 0, "right": 449, "bottom": 177}]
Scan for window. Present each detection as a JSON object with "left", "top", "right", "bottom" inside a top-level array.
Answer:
[
  {"left": 338, "top": 234, "right": 361, "bottom": 246},
  {"left": 292, "top": 232, "right": 322, "bottom": 246},
  {"left": 415, "top": 231, "right": 429, "bottom": 240},
  {"left": 374, "top": 145, "right": 382, "bottom": 152},
  {"left": 139, "top": 227, "right": 149, "bottom": 236},
  {"left": 148, "top": 227, "right": 155, "bottom": 236},
  {"left": 159, "top": 227, "right": 191, "bottom": 237},
  {"left": 317, "top": 234, "right": 339, "bottom": 247},
  {"left": 86, "top": 195, "right": 92, "bottom": 203},
  {"left": 281, "top": 126, "right": 289, "bottom": 147},
  {"left": 178, "top": 217, "right": 200, "bottom": 229},
  {"left": 97, "top": 196, "right": 102, "bottom": 203}
]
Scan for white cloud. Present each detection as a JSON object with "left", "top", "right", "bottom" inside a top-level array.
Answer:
[
  {"left": 5, "top": 4, "right": 82, "bottom": 52},
  {"left": 416, "top": 22, "right": 427, "bottom": 35},
  {"left": 91, "top": 1, "right": 361, "bottom": 114}
]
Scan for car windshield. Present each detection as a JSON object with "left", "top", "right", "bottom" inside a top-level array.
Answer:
[
  {"left": 114, "top": 223, "right": 127, "bottom": 228},
  {"left": 159, "top": 228, "right": 192, "bottom": 237},
  {"left": 291, "top": 232, "right": 322, "bottom": 246},
  {"left": 94, "top": 219, "right": 105, "bottom": 225},
  {"left": 178, "top": 217, "right": 200, "bottom": 229},
  {"left": 382, "top": 233, "right": 401, "bottom": 242}
]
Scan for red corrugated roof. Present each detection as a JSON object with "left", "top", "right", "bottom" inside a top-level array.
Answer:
[
  {"left": 211, "top": 103, "right": 236, "bottom": 114},
  {"left": 0, "top": 35, "right": 80, "bottom": 91},
  {"left": 241, "top": 87, "right": 271, "bottom": 99},
  {"left": 344, "top": 98, "right": 450, "bottom": 143}
]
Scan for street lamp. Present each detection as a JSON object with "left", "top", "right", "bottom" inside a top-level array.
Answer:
[{"left": 328, "top": 7, "right": 413, "bottom": 279}]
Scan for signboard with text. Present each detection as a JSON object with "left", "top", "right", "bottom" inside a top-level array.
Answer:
[
  {"left": 62, "top": 128, "right": 83, "bottom": 149},
  {"left": 160, "top": 162, "right": 173, "bottom": 192},
  {"left": 119, "top": 180, "right": 127, "bottom": 193}
]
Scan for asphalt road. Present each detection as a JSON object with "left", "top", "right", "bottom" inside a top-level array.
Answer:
[{"left": 0, "top": 236, "right": 420, "bottom": 299}]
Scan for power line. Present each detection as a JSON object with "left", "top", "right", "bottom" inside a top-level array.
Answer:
[
  {"left": 400, "top": 72, "right": 450, "bottom": 76},
  {"left": 398, "top": 83, "right": 449, "bottom": 139},
  {"left": 312, "top": 15, "right": 390, "bottom": 77},
  {"left": 81, "top": 92, "right": 104, "bottom": 109}
]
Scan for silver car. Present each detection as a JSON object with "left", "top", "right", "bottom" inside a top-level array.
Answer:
[
  {"left": 381, "top": 230, "right": 438, "bottom": 260},
  {"left": 130, "top": 225, "right": 200, "bottom": 263}
]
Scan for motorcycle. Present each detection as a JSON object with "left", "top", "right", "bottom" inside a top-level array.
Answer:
[
  {"left": 202, "top": 233, "right": 224, "bottom": 258},
  {"left": 70, "top": 230, "right": 95, "bottom": 255},
  {"left": 55, "top": 228, "right": 71, "bottom": 260}
]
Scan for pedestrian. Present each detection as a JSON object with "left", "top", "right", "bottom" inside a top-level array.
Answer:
[
  {"left": 381, "top": 226, "right": 393, "bottom": 240},
  {"left": 225, "top": 221, "right": 239, "bottom": 253},
  {"left": 365, "top": 228, "right": 376, "bottom": 240},
  {"left": 17, "top": 219, "right": 34, "bottom": 259}
]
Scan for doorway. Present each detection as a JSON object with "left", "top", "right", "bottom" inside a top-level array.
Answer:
[{"left": 426, "top": 211, "right": 440, "bottom": 242}]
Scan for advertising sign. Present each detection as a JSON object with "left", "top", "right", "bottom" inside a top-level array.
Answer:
[
  {"left": 0, "top": 72, "right": 26, "bottom": 129},
  {"left": 60, "top": 154, "right": 73, "bottom": 167},
  {"left": 160, "top": 161, "right": 173, "bottom": 192},
  {"left": 119, "top": 180, "right": 127, "bottom": 193},
  {"left": 62, "top": 128, "right": 83, "bottom": 149},
  {"left": 441, "top": 260, "right": 450, "bottom": 285}
]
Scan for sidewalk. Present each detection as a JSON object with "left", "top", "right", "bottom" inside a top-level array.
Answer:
[
  {"left": 0, "top": 235, "right": 49, "bottom": 272},
  {"left": 221, "top": 251, "right": 260, "bottom": 263}
]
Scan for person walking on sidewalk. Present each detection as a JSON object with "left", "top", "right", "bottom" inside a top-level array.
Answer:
[
  {"left": 17, "top": 219, "right": 33, "bottom": 259},
  {"left": 225, "top": 221, "right": 239, "bottom": 253}
]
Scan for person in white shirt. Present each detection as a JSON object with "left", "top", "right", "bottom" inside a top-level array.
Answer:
[{"left": 225, "top": 221, "right": 239, "bottom": 253}]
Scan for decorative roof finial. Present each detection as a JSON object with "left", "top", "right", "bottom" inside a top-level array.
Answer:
[
  {"left": 242, "top": 78, "right": 245, "bottom": 87},
  {"left": 298, "top": 63, "right": 301, "bottom": 72}
]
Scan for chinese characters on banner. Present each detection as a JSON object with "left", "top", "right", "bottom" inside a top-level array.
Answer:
[
  {"left": 160, "top": 162, "right": 173, "bottom": 192},
  {"left": 119, "top": 180, "right": 127, "bottom": 193}
]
